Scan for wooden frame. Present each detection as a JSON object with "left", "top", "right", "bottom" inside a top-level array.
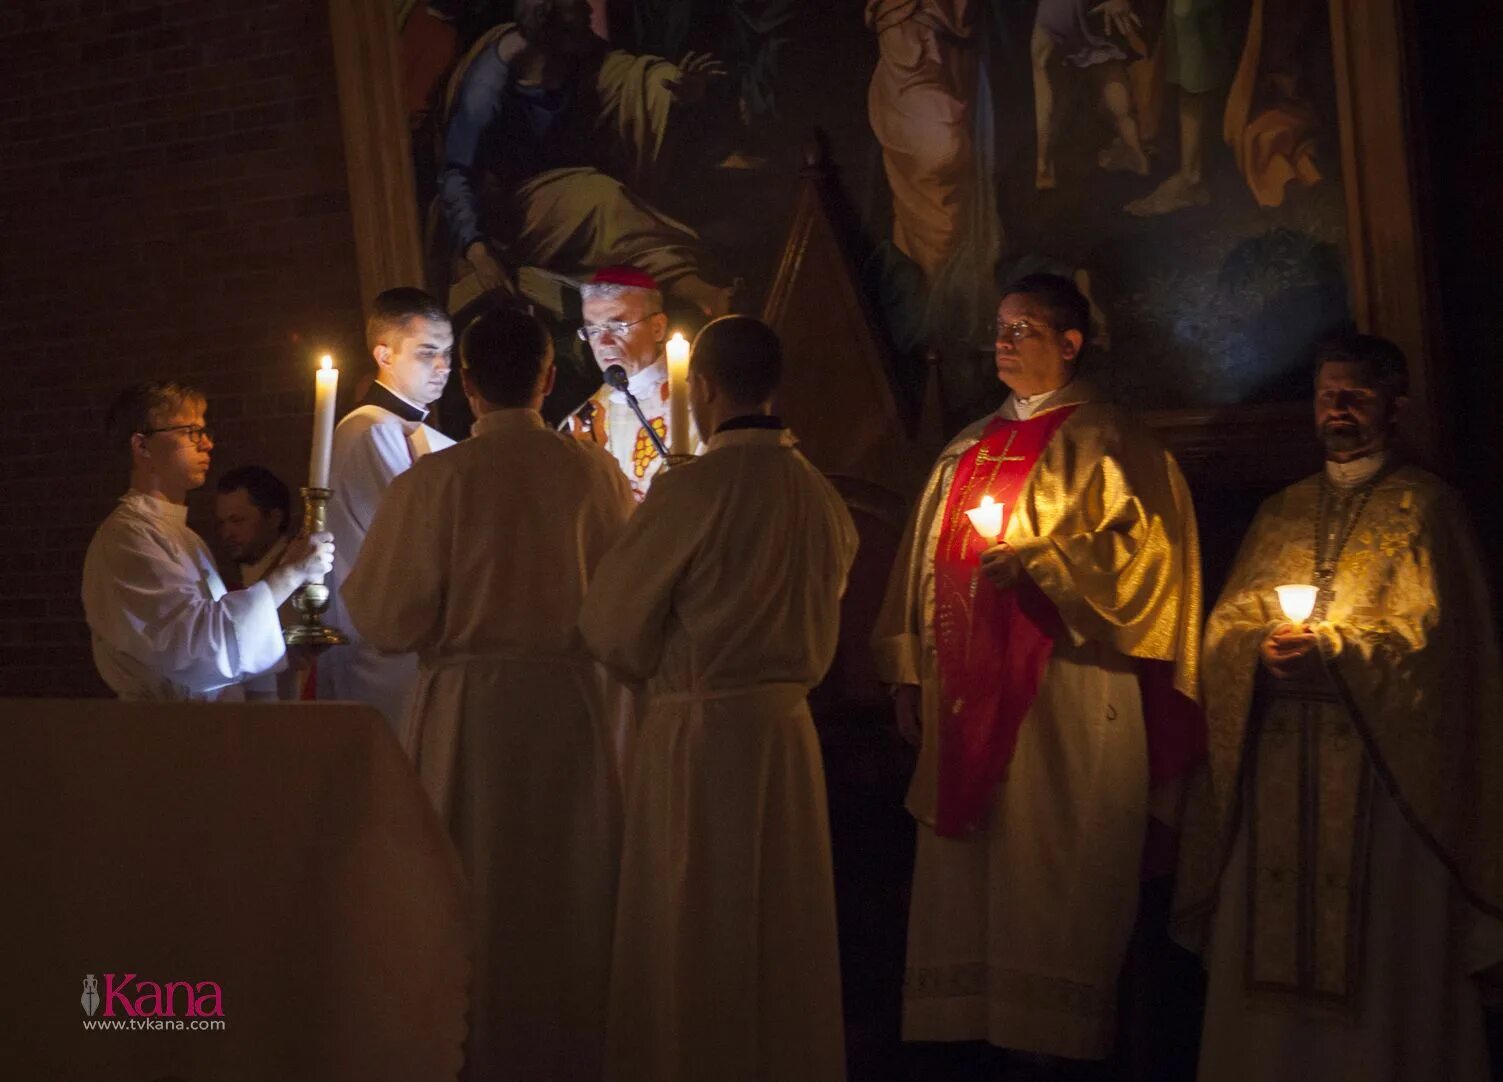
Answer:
[
  {"left": 327, "top": 0, "right": 424, "bottom": 305},
  {"left": 327, "top": 0, "right": 1441, "bottom": 486}
]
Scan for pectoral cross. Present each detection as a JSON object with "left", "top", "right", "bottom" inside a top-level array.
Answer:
[{"left": 976, "top": 430, "right": 1027, "bottom": 465}]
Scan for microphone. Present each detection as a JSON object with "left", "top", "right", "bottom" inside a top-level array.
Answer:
[{"left": 602, "top": 363, "right": 670, "bottom": 460}]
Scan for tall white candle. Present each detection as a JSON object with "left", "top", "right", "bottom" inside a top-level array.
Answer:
[
  {"left": 666, "top": 331, "right": 690, "bottom": 456},
  {"left": 309, "top": 355, "right": 338, "bottom": 489}
]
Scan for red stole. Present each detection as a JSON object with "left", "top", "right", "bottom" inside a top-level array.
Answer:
[{"left": 933, "top": 407, "right": 1076, "bottom": 837}]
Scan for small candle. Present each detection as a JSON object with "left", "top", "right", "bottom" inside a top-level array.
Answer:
[
  {"left": 1275, "top": 583, "right": 1317, "bottom": 625},
  {"left": 666, "top": 331, "right": 690, "bottom": 456},
  {"left": 309, "top": 355, "right": 338, "bottom": 489},
  {"left": 965, "top": 495, "right": 1004, "bottom": 542}
]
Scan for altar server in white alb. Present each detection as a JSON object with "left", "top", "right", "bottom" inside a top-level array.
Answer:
[
  {"left": 342, "top": 307, "right": 635, "bottom": 1080},
  {"left": 581, "top": 316, "right": 857, "bottom": 1082},
  {"left": 82, "top": 380, "right": 334, "bottom": 701},
  {"left": 320, "top": 287, "right": 456, "bottom": 728}
]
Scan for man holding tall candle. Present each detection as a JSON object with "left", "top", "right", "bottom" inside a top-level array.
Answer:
[
  {"left": 320, "top": 287, "right": 456, "bottom": 730},
  {"left": 82, "top": 381, "right": 334, "bottom": 701},
  {"left": 565, "top": 266, "right": 700, "bottom": 500},
  {"left": 1176, "top": 333, "right": 1503, "bottom": 1081},
  {"left": 872, "top": 273, "right": 1204, "bottom": 1072}
]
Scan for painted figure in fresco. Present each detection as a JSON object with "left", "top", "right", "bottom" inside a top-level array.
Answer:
[
  {"left": 631, "top": 0, "right": 796, "bottom": 135},
  {"left": 438, "top": 0, "right": 735, "bottom": 317},
  {"left": 866, "top": 0, "right": 1002, "bottom": 350},
  {"left": 1031, "top": 0, "right": 1151, "bottom": 191},
  {"left": 1223, "top": 0, "right": 1323, "bottom": 208},
  {"left": 866, "top": 0, "right": 985, "bottom": 283},
  {"left": 1124, "top": 0, "right": 1231, "bottom": 216}
]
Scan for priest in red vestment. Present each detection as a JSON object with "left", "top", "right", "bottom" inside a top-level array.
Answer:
[{"left": 873, "top": 272, "right": 1205, "bottom": 1067}]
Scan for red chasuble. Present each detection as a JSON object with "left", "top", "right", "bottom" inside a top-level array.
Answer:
[{"left": 933, "top": 408, "right": 1076, "bottom": 837}]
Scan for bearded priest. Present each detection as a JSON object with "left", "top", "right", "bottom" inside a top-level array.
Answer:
[
  {"left": 1175, "top": 332, "right": 1503, "bottom": 1081},
  {"left": 872, "top": 272, "right": 1205, "bottom": 1069}
]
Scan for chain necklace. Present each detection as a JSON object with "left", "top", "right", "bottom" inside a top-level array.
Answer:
[{"left": 1311, "top": 476, "right": 1377, "bottom": 620}]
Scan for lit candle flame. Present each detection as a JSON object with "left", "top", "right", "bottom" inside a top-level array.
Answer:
[
  {"left": 320, "top": 354, "right": 333, "bottom": 371},
  {"left": 965, "top": 495, "right": 1004, "bottom": 542},
  {"left": 1275, "top": 583, "right": 1317, "bottom": 625}
]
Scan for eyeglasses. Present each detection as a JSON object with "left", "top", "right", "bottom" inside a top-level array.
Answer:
[
  {"left": 140, "top": 424, "right": 213, "bottom": 447},
  {"left": 576, "top": 315, "right": 660, "bottom": 342},
  {"left": 996, "top": 319, "right": 1048, "bottom": 343}
]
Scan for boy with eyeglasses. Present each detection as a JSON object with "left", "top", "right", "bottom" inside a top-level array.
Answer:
[
  {"left": 82, "top": 380, "right": 334, "bottom": 701},
  {"left": 564, "top": 266, "right": 701, "bottom": 500}
]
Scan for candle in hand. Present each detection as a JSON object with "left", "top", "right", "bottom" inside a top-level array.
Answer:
[
  {"left": 965, "top": 495, "right": 1004, "bottom": 542},
  {"left": 309, "top": 354, "right": 338, "bottom": 489},
  {"left": 1275, "top": 583, "right": 1317, "bottom": 625},
  {"left": 666, "top": 331, "right": 690, "bottom": 456}
]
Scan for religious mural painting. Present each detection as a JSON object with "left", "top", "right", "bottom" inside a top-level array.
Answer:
[{"left": 384, "top": 0, "right": 1350, "bottom": 431}]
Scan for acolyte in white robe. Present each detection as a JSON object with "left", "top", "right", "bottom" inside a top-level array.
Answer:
[
  {"left": 341, "top": 408, "right": 634, "bottom": 1081},
  {"left": 319, "top": 389, "right": 455, "bottom": 728},
  {"left": 580, "top": 425, "right": 858, "bottom": 1082},
  {"left": 81, "top": 490, "right": 286, "bottom": 701}
]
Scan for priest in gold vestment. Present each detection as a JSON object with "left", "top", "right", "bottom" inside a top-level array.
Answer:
[
  {"left": 873, "top": 274, "right": 1205, "bottom": 1067},
  {"left": 1175, "top": 333, "right": 1503, "bottom": 1081}
]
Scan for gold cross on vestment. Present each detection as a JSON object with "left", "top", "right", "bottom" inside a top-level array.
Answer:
[{"left": 975, "top": 430, "right": 1027, "bottom": 465}]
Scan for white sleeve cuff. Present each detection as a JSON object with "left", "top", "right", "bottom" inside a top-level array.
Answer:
[{"left": 223, "top": 580, "right": 287, "bottom": 678}]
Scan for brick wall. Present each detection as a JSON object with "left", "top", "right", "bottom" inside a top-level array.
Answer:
[{"left": 0, "top": 1, "right": 366, "bottom": 696}]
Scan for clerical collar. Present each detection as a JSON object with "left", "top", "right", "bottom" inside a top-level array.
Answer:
[
  {"left": 240, "top": 535, "right": 289, "bottom": 588},
  {"left": 715, "top": 414, "right": 784, "bottom": 435},
  {"left": 364, "top": 380, "right": 428, "bottom": 423},
  {"left": 1325, "top": 450, "right": 1387, "bottom": 489},
  {"left": 472, "top": 408, "right": 545, "bottom": 437},
  {"left": 1004, "top": 385, "right": 1065, "bottom": 421},
  {"left": 123, "top": 489, "right": 188, "bottom": 524}
]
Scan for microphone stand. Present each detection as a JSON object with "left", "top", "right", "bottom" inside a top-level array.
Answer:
[{"left": 604, "top": 365, "right": 671, "bottom": 460}]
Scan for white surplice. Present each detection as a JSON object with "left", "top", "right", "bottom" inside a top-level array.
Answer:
[
  {"left": 580, "top": 425, "right": 858, "bottom": 1082},
  {"left": 319, "top": 391, "right": 454, "bottom": 728},
  {"left": 341, "top": 407, "right": 634, "bottom": 1081},
  {"left": 81, "top": 490, "right": 286, "bottom": 701},
  {"left": 237, "top": 536, "right": 302, "bottom": 700}
]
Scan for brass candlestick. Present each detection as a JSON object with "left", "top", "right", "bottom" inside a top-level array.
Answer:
[{"left": 284, "top": 486, "right": 348, "bottom": 651}]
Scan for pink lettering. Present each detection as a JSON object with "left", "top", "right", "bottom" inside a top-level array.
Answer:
[{"left": 102, "top": 973, "right": 138, "bottom": 1017}]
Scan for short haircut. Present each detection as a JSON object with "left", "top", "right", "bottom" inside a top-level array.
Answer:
[
  {"left": 1000, "top": 272, "right": 1090, "bottom": 339},
  {"left": 366, "top": 287, "right": 449, "bottom": 352},
  {"left": 105, "top": 380, "right": 206, "bottom": 451},
  {"left": 216, "top": 465, "right": 292, "bottom": 531},
  {"left": 691, "top": 316, "right": 783, "bottom": 406},
  {"left": 1313, "top": 331, "right": 1410, "bottom": 400},
  {"left": 578, "top": 280, "right": 664, "bottom": 314},
  {"left": 460, "top": 306, "right": 553, "bottom": 407}
]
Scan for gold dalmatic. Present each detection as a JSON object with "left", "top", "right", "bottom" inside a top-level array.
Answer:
[
  {"left": 871, "top": 382, "right": 1204, "bottom": 826},
  {"left": 1175, "top": 464, "right": 1503, "bottom": 1000}
]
